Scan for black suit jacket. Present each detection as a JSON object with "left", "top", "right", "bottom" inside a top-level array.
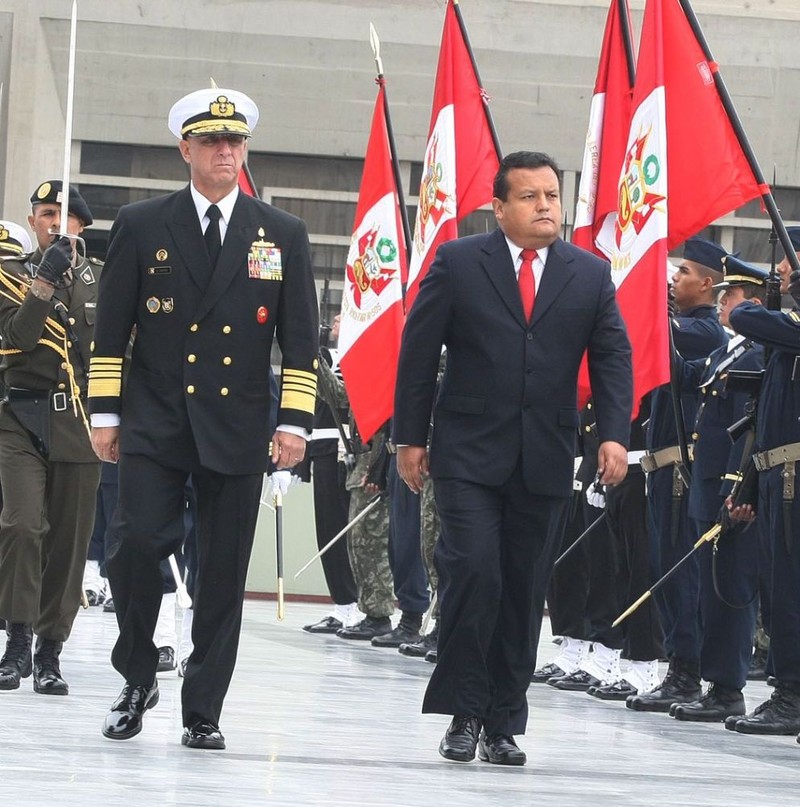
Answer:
[
  {"left": 394, "top": 229, "right": 632, "bottom": 497},
  {"left": 88, "top": 185, "right": 318, "bottom": 474}
]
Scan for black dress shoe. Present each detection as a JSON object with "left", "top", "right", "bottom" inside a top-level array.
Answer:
[
  {"left": 371, "top": 613, "right": 423, "bottom": 648},
  {"left": 103, "top": 598, "right": 116, "bottom": 613},
  {"left": 157, "top": 646, "right": 176, "bottom": 672},
  {"left": 439, "top": 716, "right": 481, "bottom": 762},
  {"left": 549, "top": 669, "right": 601, "bottom": 691},
  {"left": 337, "top": 616, "right": 392, "bottom": 640},
  {"left": 425, "top": 649, "right": 438, "bottom": 664},
  {"left": 531, "top": 662, "right": 567, "bottom": 684},
  {"left": 672, "top": 683, "right": 745, "bottom": 722},
  {"left": 588, "top": 679, "right": 637, "bottom": 700},
  {"left": 182, "top": 720, "right": 226, "bottom": 750},
  {"left": 102, "top": 681, "right": 159, "bottom": 740},
  {"left": 726, "top": 683, "right": 800, "bottom": 735},
  {"left": 477, "top": 732, "right": 527, "bottom": 766},
  {"left": 399, "top": 626, "right": 438, "bottom": 658},
  {"left": 303, "top": 616, "right": 343, "bottom": 634}
]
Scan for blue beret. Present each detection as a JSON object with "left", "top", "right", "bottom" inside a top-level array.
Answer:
[
  {"left": 30, "top": 180, "right": 93, "bottom": 227},
  {"left": 715, "top": 254, "right": 769, "bottom": 289},
  {"left": 683, "top": 236, "right": 726, "bottom": 273}
]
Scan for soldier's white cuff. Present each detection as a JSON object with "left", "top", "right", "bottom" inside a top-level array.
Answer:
[
  {"left": 276, "top": 423, "right": 310, "bottom": 441},
  {"left": 91, "top": 413, "right": 121, "bottom": 428}
]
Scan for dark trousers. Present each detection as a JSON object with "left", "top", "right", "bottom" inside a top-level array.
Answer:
[
  {"left": 426, "top": 471, "right": 568, "bottom": 736},
  {"left": 87, "top": 462, "right": 118, "bottom": 574},
  {"left": 694, "top": 517, "right": 758, "bottom": 689},
  {"left": 648, "top": 466, "right": 700, "bottom": 661},
  {"left": 311, "top": 452, "right": 357, "bottom": 605},
  {"left": 388, "top": 456, "right": 429, "bottom": 614},
  {"left": 107, "top": 453, "right": 261, "bottom": 727},
  {"left": 606, "top": 471, "right": 664, "bottom": 661}
]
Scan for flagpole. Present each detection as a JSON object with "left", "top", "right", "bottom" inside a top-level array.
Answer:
[
  {"left": 369, "top": 24, "right": 412, "bottom": 266},
  {"left": 242, "top": 161, "right": 259, "bottom": 197},
  {"left": 451, "top": 0, "right": 503, "bottom": 162},
  {"left": 60, "top": 0, "right": 78, "bottom": 238},
  {"left": 678, "top": 0, "right": 800, "bottom": 273},
  {"left": 616, "top": 0, "right": 636, "bottom": 87}
]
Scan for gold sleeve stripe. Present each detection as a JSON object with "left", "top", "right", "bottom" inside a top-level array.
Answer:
[
  {"left": 90, "top": 357, "right": 124, "bottom": 367},
  {"left": 283, "top": 368, "right": 318, "bottom": 384},
  {"left": 282, "top": 377, "right": 317, "bottom": 394},
  {"left": 88, "top": 357, "right": 124, "bottom": 399},
  {"left": 790, "top": 311, "right": 800, "bottom": 323},
  {"left": 89, "top": 379, "right": 122, "bottom": 398},
  {"left": 281, "top": 389, "right": 316, "bottom": 415}
]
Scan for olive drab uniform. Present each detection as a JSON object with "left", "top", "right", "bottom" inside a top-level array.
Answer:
[{"left": 0, "top": 251, "right": 102, "bottom": 641}]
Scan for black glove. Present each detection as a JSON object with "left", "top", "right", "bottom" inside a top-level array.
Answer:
[
  {"left": 788, "top": 270, "right": 800, "bottom": 307},
  {"left": 667, "top": 285, "right": 678, "bottom": 318},
  {"left": 35, "top": 236, "right": 72, "bottom": 286}
]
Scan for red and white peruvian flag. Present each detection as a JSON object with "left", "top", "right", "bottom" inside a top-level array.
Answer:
[
  {"left": 338, "top": 81, "right": 407, "bottom": 443},
  {"left": 404, "top": 0, "right": 499, "bottom": 310}
]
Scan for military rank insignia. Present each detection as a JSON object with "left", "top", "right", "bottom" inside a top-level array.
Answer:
[
  {"left": 248, "top": 227, "right": 282, "bottom": 280},
  {"left": 80, "top": 265, "right": 96, "bottom": 285},
  {"left": 146, "top": 296, "right": 161, "bottom": 313}
]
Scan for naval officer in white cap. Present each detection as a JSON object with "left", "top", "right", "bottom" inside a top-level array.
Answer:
[{"left": 89, "top": 87, "right": 319, "bottom": 749}]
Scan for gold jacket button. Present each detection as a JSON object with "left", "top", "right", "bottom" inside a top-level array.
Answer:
[
  {"left": 188, "top": 354, "right": 197, "bottom": 363},
  {"left": 222, "top": 325, "right": 232, "bottom": 334},
  {"left": 220, "top": 387, "right": 229, "bottom": 396},
  {"left": 58, "top": 383, "right": 66, "bottom": 390},
  {"left": 711, "top": 390, "right": 718, "bottom": 396},
  {"left": 61, "top": 361, "right": 68, "bottom": 370},
  {"left": 223, "top": 356, "right": 232, "bottom": 365},
  {"left": 692, "top": 432, "right": 699, "bottom": 440},
  {"left": 190, "top": 324, "right": 199, "bottom": 332},
  {"left": 68, "top": 317, "right": 76, "bottom": 325},
  {"left": 187, "top": 385, "right": 195, "bottom": 394}
]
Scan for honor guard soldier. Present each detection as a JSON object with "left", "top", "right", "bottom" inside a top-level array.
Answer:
[
  {"left": 727, "top": 227, "right": 800, "bottom": 740},
  {"left": 0, "top": 184, "right": 101, "bottom": 696},
  {"left": 628, "top": 237, "right": 728, "bottom": 714},
  {"left": 668, "top": 256, "right": 766, "bottom": 722},
  {"left": 89, "top": 87, "right": 318, "bottom": 750}
]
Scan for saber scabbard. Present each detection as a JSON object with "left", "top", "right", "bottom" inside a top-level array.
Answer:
[
  {"left": 613, "top": 523, "right": 722, "bottom": 627},
  {"left": 553, "top": 511, "right": 607, "bottom": 567},
  {"left": 274, "top": 489, "right": 285, "bottom": 620}
]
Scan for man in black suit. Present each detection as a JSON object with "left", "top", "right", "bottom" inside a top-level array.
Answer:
[
  {"left": 88, "top": 88, "right": 318, "bottom": 749},
  {"left": 394, "top": 151, "right": 632, "bottom": 765}
]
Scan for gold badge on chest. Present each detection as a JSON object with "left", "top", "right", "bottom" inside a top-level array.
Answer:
[{"left": 248, "top": 227, "right": 282, "bottom": 280}]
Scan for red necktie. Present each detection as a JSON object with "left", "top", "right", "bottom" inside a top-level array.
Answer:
[{"left": 519, "top": 248, "right": 537, "bottom": 323}]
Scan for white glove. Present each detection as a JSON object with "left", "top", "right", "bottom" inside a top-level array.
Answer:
[
  {"left": 268, "top": 470, "right": 300, "bottom": 497},
  {"left": 586, "top": 480, "right": 606, "bottom": 510}
]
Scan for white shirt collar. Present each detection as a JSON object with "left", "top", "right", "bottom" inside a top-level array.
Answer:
[
  {"left": 189, "top": 183, "right": 239, "bottom": 227},
  {"left": 504, "top": 236, "right": 549, "bottom": 272}
]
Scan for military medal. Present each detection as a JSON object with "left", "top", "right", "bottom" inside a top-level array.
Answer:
[
  {"left": 248, "top": 227, "right": 282, "bottom": 280},
  {"left": 257, "top": 306, "right": 268, "bottom": 324},
  {"left": 162, "top": 297, "right": 174, "bottom": 313},
  {"left": 146, "top": 296, "right": 161, "bottom": 313},
  {"left": 156, "top": 249, "right": 168, "bottom": 261}
]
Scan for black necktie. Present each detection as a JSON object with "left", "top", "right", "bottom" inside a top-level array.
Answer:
[{"left": 204, "top": 204, "right": 222, "bottom": 269}]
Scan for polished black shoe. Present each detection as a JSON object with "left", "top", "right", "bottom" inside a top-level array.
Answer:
[
  {"left": 425, "top": 649, "right": 438, "bottom": 664},
  {"left": 399, "top": 626, "right": 438, "bottom": 658},
  {"left": 626, "top": 657, "right": 701, "bottom": 712},
  {"left": 725, "top": 682, "right": 800, "bottom": 735},
  {"left": 672, "top": 683, "right": 745, "bottom": 722},
  {"left": 0, "top": 623, "right": 33, "bottom": 691},
  {"left": 182, "top": 719, "right": 226, "bottom": 750},
  {"left": 588, "top": 679, "right": 637, "bottom": 701},
  {"left": 548, "top": 668, "right": 601, "bottom": 692},
  {"left": 103, "top": 598, "right": 116, "bottom": 613},
  {"left": 747, "top": 647, "right": 769, "bottom": 681},
  {"left": 371, "top": 612, "right": 423, "bottom": 648},
  {"left": 336, "top": 616, "right": 392, "bottom": 641},
  {"left": 439, "top": 716, "right": 481, "bottom": 762},
  {"left": 33, "top": 639, "right": 68, "bottom": 695},
  {"left": 85, "top": 589, "right": 105, "bottom": 607},
  {"left": 477, "top": 732, "right": 527, "bottom": 766},
  {"left": 157, "top": 646, "right": 177, "bottom": 672},
  {"left": 303, "top": 615, "right": 343, "bottom": 634},
  {"left": 102, "top": 681, "right": 159, "bottom": 740},
  {"left": 531, "top": 661, "right": 567, "bottom": 684}
]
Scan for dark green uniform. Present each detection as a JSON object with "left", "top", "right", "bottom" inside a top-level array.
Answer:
[{"left": 0, "top": 252, "right": 101, "bottom": 641}]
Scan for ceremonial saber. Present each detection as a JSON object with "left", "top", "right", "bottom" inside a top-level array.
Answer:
[
  {"left": 274, "top": 490, "right": 285, "bottom": 620},
  {"left": 553, "top": 511, "right": 607, "bottom": 568},
  {"left": 612, "top": 523, "right": 722, "bottom": 627},
  {"left": 168, "top": 554, "right": 192, "bottom": 610},
  {"left": 294, "top": 493, "right": 385, "bottom": 579},
  {"left": 60, "top": 0, "right": 77, "bottom": 237},
  {"left": 421, "top": 589, "right": 437, "bottom": 636}
]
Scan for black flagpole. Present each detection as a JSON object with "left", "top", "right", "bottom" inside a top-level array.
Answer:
[{"left": 678, "top": 0, "right": 800, "bottom": 273}]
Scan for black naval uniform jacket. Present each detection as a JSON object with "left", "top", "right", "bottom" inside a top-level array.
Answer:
[
  {"left": 88, "top": 185, "right": 319, "bottom": 474},
  {"left": 0, "top": 251, "right": 100, "bottom": 463}
]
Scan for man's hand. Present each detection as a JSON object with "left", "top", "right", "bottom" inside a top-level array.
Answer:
[
  {"left": 271, "top": 430, "right": 306, "bottom": 469},
  {"left": 397, "top": 445, "right": 428, "bottom": 494},
  {"left": 36, "top": 236, "right": 73, "bottom": 286},
  {"left": 597, "top": 441, "right": 628, "bottom": 486},
  {"left": 724, "top": 494, "right": 757, "bottom": 524},
  {"left": 91, "top": 426, "right": 120, "bottom": 463}
]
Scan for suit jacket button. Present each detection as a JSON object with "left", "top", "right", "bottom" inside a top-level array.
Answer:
[
  {"left": 223, "top": 357, "right": 232, "bottom": 365},
  {"left": 220, "top": 387, "right": 229, "bottom": 396},
  {"left": 526, "top": 333, "right": 533, "bottom": 341},
  {"left": 187, "top": 385, "right": 195, "bottom": 394},
  {"left": 187, "top": 354, "right": 197, "bottom": 363},
  {"left": 222, "top": 325, "right": 232, "bottom": 334},
  {"left": 190, "top": 324, "right": 199, "bottom": 332}
]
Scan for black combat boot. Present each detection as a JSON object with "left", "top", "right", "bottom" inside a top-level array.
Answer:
[
  {"left": 0, "top": 623, "right": 33, "bottom": 690},
  {"left": 626, "top": 656, "right": 701, "bottom": 712},
  {"left": 399, "top": 623, "right": 438, "bottom": 657},
  {"left": 747, "top": 646, "right": 768, "bottom": 681},
  {"left": 33, "top": 638, "right": 69, "bottom": 695},
  {"left": 371, "top": 611, "right": 424, "bottom": 648},
  {"left": 726, "top": 680, "right": 800, "bottom": 734},
  {"left": 671, "top": 682, "right": 746, "bottom": 722},
  {"left": 336, "top": 615, "right": 392, "bottom": 640}
]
